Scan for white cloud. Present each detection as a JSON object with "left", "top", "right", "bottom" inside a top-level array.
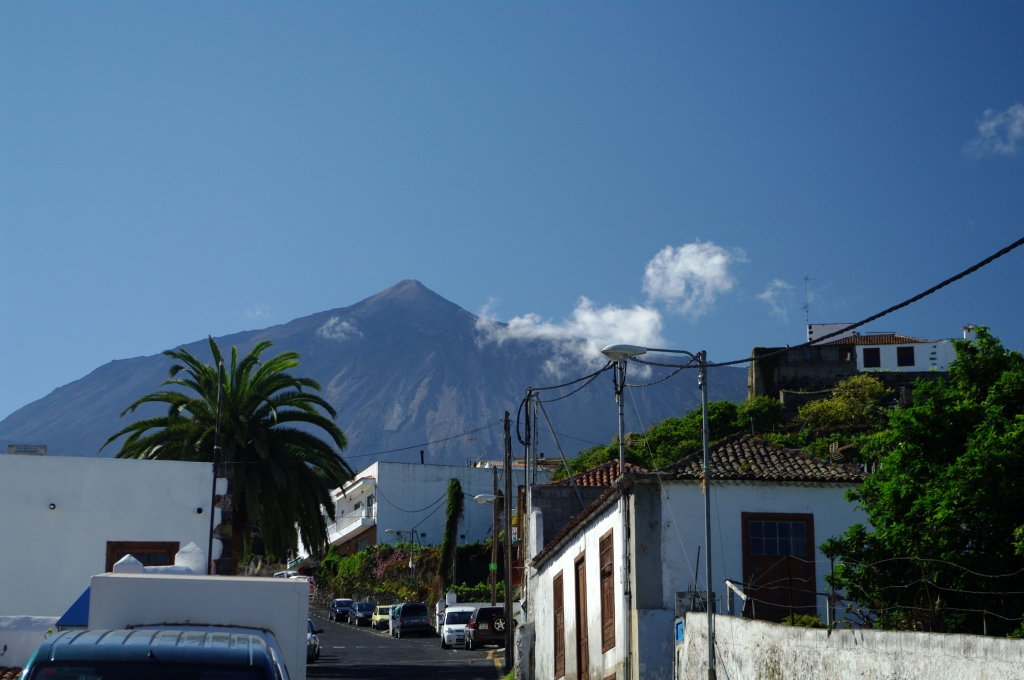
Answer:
[
  {"left": 318, "top": 316, "right": 363, "bottom": 342},
  {"left": 245, "top": 304, "right": 270, "bottom": 320},
  {"left": 475, "top": 297, "right": 665, "bottom": 375},
  {"left": 757, "top": 279, "right": 794, "bottom": 321},
  {"left": 964, "top": 103, "right": 1024, "bottom": 158},
  {"left": 642, "top": 241, "right": 741, "bottom": 317}
]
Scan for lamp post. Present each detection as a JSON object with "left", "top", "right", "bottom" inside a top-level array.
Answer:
[
  {"left": 207, "top": 360, "right": 224, "bottom": 575},
  {"left": 600, "top": 345, "right": 714, "bottom": 680}
]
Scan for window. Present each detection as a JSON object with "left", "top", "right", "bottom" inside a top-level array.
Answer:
[
  {"left": 748, "top": 521, "right": 807, "bottom": 556},
  {"left": 553, "top": 571, "right": 565, "bottom": 678},
  {"left": 599, "top": 530, "right": 615, "bottom": 652},
  {"left": 862, "top": 347, "right": 881, "bottom": 368},
  {"left": 897, "top": 346, "right": 915, "bottom": 367},
  {"left": 105, "top": 541, "right": 179, "bottom": 572},
  {"left": 741, "top": 514, "right": 816, "bottom": 623}
]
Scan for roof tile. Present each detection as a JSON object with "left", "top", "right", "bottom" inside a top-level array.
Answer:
[
  {"left": 656, "top": 433, "right": 866, "bottom": 483},
  {"left": 545, "top": 460, "right": 648, "bottom": 487}
]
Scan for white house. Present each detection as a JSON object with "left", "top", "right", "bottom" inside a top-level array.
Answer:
[
  {"left": 0, "top": 453, "right": 216, "bottom": 617},
  {"left": 527, "top": 434, "right": 866, "bottom": 680},
  {"left": 291, "top": 460, "right": 545, "bottom": 568}
]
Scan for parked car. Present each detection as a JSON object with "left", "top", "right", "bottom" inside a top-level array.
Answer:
[
  {"left": 329, "top": 598, "right": 354, "bottom": 622},
  {"left": 465, "top": 606, "right": 507, "bottom": 650},
  {"left": 390, "top": 602, "right": 432, "bottom": 638},
  {"left": 21, "top": 628, "right": 287, "bottom": 680},
  {"left": 372, "top": 605, "right": 392, "bottom": 629},
  {"left": 438, "top": 605, "right": 476, "bottom": 649},
  {"left": 307, "top": 618, "right": 322, "bottom": 663},
  {"left": 348, "top": 601, "right": 376, "bottom": 626}
]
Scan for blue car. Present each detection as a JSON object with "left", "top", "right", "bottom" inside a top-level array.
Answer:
[{"left": 21, "top": 628, "right": 287, "bottom": 680}]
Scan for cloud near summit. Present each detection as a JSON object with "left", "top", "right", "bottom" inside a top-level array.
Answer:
[
  {"left": 642, "top": 242, "right": 741, "bottom": 318},
  {"left": 475, "top": 240, "right": 740, "bottom": 375}
]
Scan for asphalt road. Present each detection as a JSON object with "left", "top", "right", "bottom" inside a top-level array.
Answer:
[{"left": 306, "top": 607, "right": 505, "bottom": 680}]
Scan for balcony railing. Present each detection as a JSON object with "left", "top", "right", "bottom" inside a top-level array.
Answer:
[{"left": 327, "top": 507, "right": 375, "bottom": 544}]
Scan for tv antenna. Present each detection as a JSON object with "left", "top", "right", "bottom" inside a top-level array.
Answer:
[{"left": 801, "top": 276, "right": 815, "bottom": 325}]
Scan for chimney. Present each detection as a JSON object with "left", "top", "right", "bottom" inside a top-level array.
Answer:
[
  {"left": 962, "top": 325, "right": 977, "bottom": 341},
  {"left": 420, "top": 450, "right": 424, "bottom": 465}
]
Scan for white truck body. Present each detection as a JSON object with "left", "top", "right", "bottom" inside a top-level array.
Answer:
[{"left": 88, "top": 573, "right": 309, "bottom": 680}]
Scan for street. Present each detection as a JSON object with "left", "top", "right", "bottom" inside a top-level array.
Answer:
[{"left": 306, "top": 607, "right": 505, "bottom": 680}]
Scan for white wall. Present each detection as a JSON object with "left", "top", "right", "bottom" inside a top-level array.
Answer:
[
  {"left": 373, "top": 462, "right": 508, "bottom": 549},
  {"left": 856, "top": 339, "right": 956, "bottom": 372},
  {"left": 532, "top": 500, "right": 623, "bottom": 680},
  {"left": 677, "top": 613, "right": 1024, "bottom": 680},
  {"left": 658, "top": 480, "right": 864, "bottom": 622},
  {"left": 0, "top": 455, "right": 213, "bottom": 617}
]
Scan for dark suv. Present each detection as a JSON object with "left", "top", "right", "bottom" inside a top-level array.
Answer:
[
  {"left": 465, "top": 606, "right": 507, "bottom": 650},
  {"left": 391, "top": 602, "right": 432, "bottom": 638},
  {"left": 347, "top": 601, "right": 376, "bottom": 626},
  {"left": 329, "top": 598, "right": 353, "bottom": 622}
]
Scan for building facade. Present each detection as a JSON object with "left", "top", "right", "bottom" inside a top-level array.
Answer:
[
  {"left": 527, "top": 435, "right": 866, "bottom": 680},
  {"left": 0, "top": 455, "right": 216, "bottom": 617}
]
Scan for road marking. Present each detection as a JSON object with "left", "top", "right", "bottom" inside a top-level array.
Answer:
[
  {"left": 333, "top": 646, "right": 345, "bottom": 649},
  {"left": 494, "top": 658, "right": 502, "bottom": 670}
]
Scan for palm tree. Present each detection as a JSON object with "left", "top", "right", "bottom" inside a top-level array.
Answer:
[{"left": 102, "top": 337, "right": 353, "bottom": 572}]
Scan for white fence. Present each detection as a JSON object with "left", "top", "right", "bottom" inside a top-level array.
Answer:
[{"left": 676, "top": 613, "right": 1024, "bottom": 680}]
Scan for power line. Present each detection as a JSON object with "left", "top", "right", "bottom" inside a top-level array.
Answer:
[{"left": 343, "top": 421, "right": 502, "bottom": 460}]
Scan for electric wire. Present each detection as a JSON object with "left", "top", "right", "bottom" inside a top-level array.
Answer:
[
  {"left": 343, "top": 421, "right": 502, "bottom": 460},
  {"left": 536, "top": 366, "right": 610, "bottom": 403},
  {"left": 703, "top": 233, "right": 1024, "bottom": 369},
  {"left": 373, "top": 487, "right": 447, "bottom": 514}
]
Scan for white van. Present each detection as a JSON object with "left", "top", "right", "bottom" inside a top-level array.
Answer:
[{"left": 438, "top": 605, "right": 477, "bottom": 650}]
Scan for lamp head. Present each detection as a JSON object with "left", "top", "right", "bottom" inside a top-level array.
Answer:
[
  {"left": 473, "top": 494, "right": 498, "bottom": 504},
  {"left": 600, "top": 344, "right": 648, "bottom": 361}
]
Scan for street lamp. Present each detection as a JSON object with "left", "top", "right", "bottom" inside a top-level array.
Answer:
[
  {"left": 472, "top": 494, "right": 497, "bottom": 504},
  {"left": 599, "top": 344, "right": 715, "bottom": 680}
]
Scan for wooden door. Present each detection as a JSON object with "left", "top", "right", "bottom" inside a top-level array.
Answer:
[
  {"left": 553, "top": 572, "right": 565, "bottom": 679},
  {"left": 575, "top": 555, "right": 589, "bottom": 680},
  {"left": 742, "top": 513, "right": 817, "bottom": 622}
]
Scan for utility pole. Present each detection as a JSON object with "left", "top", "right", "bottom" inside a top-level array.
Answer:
[
  {"left": 503, "top": 410, "right": 514, "bottom": 673},
  {"left": 699, "top": 351, "right": 716, "bottom": 680},
  {"left": 207, "top": 360, "right": 224, "bottom": 575},
  {"left": 491, "top": 466, "right": 499, "bottom": 607},
  {"left": 614, "top": 359, "right": 633, "bottom": 680}
]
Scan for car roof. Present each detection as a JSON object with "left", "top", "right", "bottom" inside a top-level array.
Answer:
[
  {"left": 30, "top": 629, "right": 274, "bottom": 667},
  {"left": 444, "top": 605, "right": 478, "bottom": 612}
]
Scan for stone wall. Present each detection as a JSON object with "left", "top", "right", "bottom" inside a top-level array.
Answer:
[{"left": 676, "top": 613, "right": 1024, "bottom": 680}]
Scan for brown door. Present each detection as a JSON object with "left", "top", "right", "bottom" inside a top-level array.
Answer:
[
  {"left": 575, "top": 555, "right": 589, "bottom": 680},
  {"left": 554, "top": 572, "right": 565, "bottom": 679},
  {"left": 742, "top": 513, "right": 816, "bottom": 622}
]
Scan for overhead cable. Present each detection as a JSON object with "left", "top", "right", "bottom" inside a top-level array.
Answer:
[{"left": 343, "top": 420, "right": 502, "bottom": 460}]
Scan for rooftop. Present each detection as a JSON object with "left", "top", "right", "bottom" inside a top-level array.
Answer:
[
  {"left": 655, "top": 433, "right": 866, "bottom": 483},
  {"left": 545, "top": 459, "right": 648, "bottom": 488},
  {"left": 820, "top": 333, "right": 935, "bottom": 346}
]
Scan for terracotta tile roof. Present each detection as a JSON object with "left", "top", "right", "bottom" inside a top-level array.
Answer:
[
  {"left": 656, "top": 434, "right": 866, "bottom": 483},
  {"left": 546, "top": 460, "right": 649, "bottom": 487},
  {"left": 819, "top": 333, "right": 933, "bottom": 346}
]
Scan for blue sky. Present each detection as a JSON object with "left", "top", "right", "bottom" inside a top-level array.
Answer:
[{"left": 1, "top": 1, "right": 1022, "bottom": 419}]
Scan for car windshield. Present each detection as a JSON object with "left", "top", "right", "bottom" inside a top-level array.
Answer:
[
  {"left": 445, "top": 611, "right": 472, "bottom": 625},
  {"left": 334, "top": 600, "right": 352, "bottom": 607},
  {"left": 28, "top": 663, "right": 266, "bottom": 680},
  {"left": 355, "top": 603, "right": 375, "bottom": 612},
  {"left": 402, "top": 604, "right": 428, "bottom": 617}
]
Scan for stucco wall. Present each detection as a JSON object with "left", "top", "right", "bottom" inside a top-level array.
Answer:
[
  {"left": 0, "top": 455, "right": 213, "bottom": 617},
  {"left": 652, "top": 479, "right": 864, "bottom": 622},
  {"left": 372, "top": 462, "right": 506, "bottom": 548},
  {"left": 676, "top": 613, "right": 1024, "bottom": 680},
  {"left": 532, "top": 500, "right": 624, "bottom": 680}
]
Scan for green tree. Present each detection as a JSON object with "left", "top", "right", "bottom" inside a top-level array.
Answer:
[
  {"left": 735, "top": 395, "right": 786, "bottom": 434},
  {"left": 102, "top": 338, "right": 353, "bottom": 571},
  {"left": 435, "top": 478, "right": 465, "bottom": 596},
  {"left": 823, "top": 328, "right": 1024, "bottom": 635}
]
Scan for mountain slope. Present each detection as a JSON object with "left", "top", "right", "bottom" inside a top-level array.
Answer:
[{"left": 0, "top": 280, "right": 749, "bottom": 465}]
